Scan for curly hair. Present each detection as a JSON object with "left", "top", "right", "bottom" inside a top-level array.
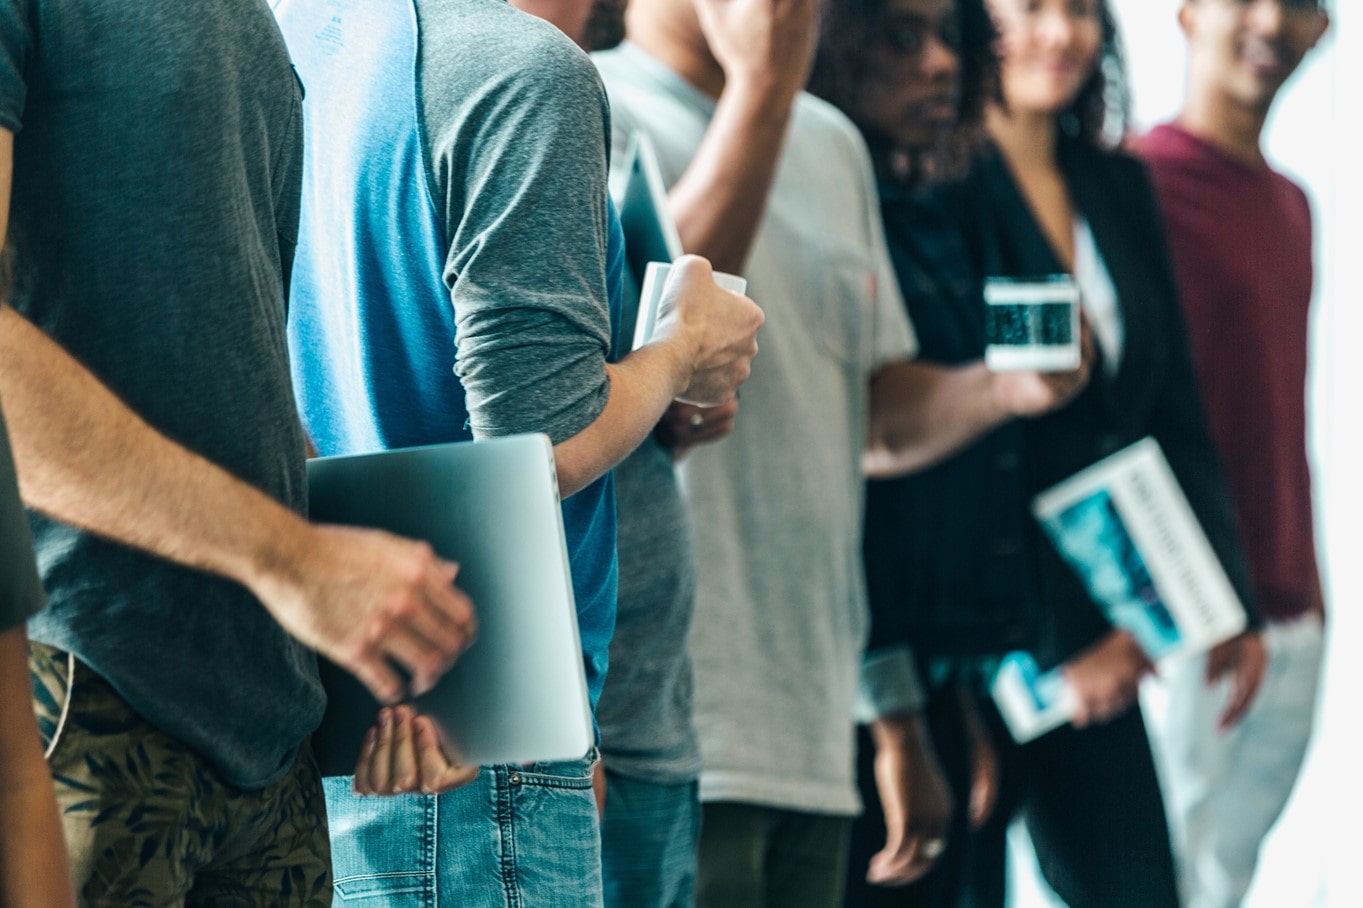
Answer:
[
  {"left": 808, "top": 0, "right": 998, "bottom": 183},
  {"left": 1061, "top": 0, "right": 1131, "bottom": 147}
]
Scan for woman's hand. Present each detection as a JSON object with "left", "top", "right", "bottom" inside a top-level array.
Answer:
[{"left": 1062, "top": 630, "right": 1154, "bottom": 728}]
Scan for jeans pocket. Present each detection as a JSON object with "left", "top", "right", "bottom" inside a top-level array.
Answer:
[
  {"left": 324, "top": 777, "right": 437, "bottom": 904},
  {"left": 518, "top": 748, "right": 598, "bottom": 789},
  {"left": 504, "top": 756, "right": 604, "bottom": 908}
]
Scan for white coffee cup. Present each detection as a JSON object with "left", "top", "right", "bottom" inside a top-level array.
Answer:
[
  {"left": 983, "top": 275, "right": 1081, "bottom": 373},
  {"left": 633, "top": 261, "right": 748, "bottom": 351}
]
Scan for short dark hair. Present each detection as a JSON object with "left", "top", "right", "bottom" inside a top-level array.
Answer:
[
  {"left": 1063, "top": 0, "right": 1131, "bottom": 147},
  {"left": 808, "top": 0, "right": 998, "bottom": 183}
]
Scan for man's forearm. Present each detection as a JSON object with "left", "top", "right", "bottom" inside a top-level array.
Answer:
[
  {"left": 0, "top": 629, "right": 74, "bottom": 908},
  {"left": 864, "top": 360, "right": 1010, "bottom": 478},
  {"left": 552, "top": 340, "right": 692, "bottom": 497},
  {"left": 669, "top": 79, "right": 797, "bottom": 274},
  {"left": 0, "top": 306, "right": 306, "bottom": 598}
]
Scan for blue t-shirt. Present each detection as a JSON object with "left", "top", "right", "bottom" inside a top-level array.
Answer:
[{"left": 276, "top": 0, "right": 621, "bottom": 708}]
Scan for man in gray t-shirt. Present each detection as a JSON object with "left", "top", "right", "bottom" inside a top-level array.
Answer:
[
  {"left": 598, "top": 0, "right": 1090, "bottom": 903},
  {"left": 0, "top": 2, "right": 478, "bottom": 903}
]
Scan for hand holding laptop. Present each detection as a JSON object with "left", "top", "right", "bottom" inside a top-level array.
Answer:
[
  {"left": 254, "top": 522, "right": 477, "bottom": 705},
  {"left": 352, "top": 705, "right": 480, "bottom": 796}
]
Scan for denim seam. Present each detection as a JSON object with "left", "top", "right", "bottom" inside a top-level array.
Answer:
[
  {"left": 426, "top": 793, "right": 438, "bottom": 904},
  {"left": 497, "top": 766, "right": 521, "bottom": 908}
]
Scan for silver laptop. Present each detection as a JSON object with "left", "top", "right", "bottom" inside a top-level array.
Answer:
[{"left": 306, "top": 434, "right": 593, "bottom": 776}]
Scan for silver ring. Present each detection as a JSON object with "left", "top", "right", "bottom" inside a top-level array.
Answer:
[
  {"left": 689, "top": 412, "right": 705, "bottom": 432},
  {"left": 921, "top": 838, "right": 947, "bottom": 859}
]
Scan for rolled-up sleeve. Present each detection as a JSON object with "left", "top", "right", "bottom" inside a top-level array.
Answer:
[
  {"left": 430, "top": 33, "right": 613, "bottom": 444},
  {"left": 855, "top": 644, "right": 928, "bottom": 722}
]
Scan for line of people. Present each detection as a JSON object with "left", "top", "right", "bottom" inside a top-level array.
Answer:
[{"left": 0, "top": 0, "right": 1328, "bottom": 906}]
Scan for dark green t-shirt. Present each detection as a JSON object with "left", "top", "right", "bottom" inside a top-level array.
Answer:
[
  {"left": 0, "top": 0, "right": 323, "bottom": 789},
  {"left": 0, "top": 402, "right": 43, "bottom": 631}
]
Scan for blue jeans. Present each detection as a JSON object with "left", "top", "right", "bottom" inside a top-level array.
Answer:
[
  {"left": 324, "top": 752, "right": 603, "bottom": 906},
  {"left": 600, "top": 772, "right": 700, "bottom": 908}
]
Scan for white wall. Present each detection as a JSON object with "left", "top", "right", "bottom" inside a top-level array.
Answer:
[{"left": 1010, "top": 4, "right": 1358, "bottom": 905}]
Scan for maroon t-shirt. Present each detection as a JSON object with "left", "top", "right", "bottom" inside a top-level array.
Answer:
[{"left": 1140, "top": 123, "right": 1318, "bottom": 622}]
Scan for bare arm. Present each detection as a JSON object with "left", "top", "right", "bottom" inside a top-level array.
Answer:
[
  {"left": 669, "top": 78, "right": 800, "bottom": 274},
  {"left": 0, "top": 628, "right": 73, "bottom": 908},
  {"left": 0, "top": 131, "right": 473, "bottom": 704},
  {"left": 866, "top": 329, "right": 1093, "bottom": 478},
  {"left": 643, "top": 0, "right": 819, "bottom": 273}
]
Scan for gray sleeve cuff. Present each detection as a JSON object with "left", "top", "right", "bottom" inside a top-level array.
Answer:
[{"left": 855, "top": 645, "right": 928, "bottom": 723}]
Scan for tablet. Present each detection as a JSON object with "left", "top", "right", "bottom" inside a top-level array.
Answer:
[{"left": 613, "top": 130, "right": 684, "bottom": 353}]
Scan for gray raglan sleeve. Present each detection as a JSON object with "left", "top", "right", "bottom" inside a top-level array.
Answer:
[{"left": 423, "top": 24, "right": 614, "bottom": 444}]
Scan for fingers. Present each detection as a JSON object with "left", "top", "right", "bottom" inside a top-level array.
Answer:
[
  {"left": 1205, "top": 638, "right": 1234, "bottom": 684},
  {"left": 427, "top": 560, "right": 478, "bottom": 645},
  {"left": 659, "top": 401, "right": 740, "bottom": 447},
  {"left": 968, "top": 750, "right": 1000, "bottom": 831},
  {"left": 380, "top": 626, "right": 457, "bottom": 700},
  {"left": 352, "top": 722, "right": 379, "bottom": 795},
  {"left": 355, "top": 707, "right": 397, "bottom": 794},
  {"left": 668, "top": 253, "right": 716, "bottom": 288},
  {"left": 969, "top": 771, "right": 998, "bottom": 831},
  {"left": 592, "top": 762, "right": 607, "bottom": 818},
  {"left": 1218, "top": 655, "right": 1265, "bottom": 730},
  {"left": 375, "top": 558, "right": 477, "bottom": 699},
  {"left": 868, "top": 835, "right": 937, "bottom": 887},
  {"left": 389, "top": 706, "right": 420, "bottom": 792},
  {"left": 351, "top": 654, "right": 408, "bottom": 706},
  {"left": 355, "top": 711, "right": 478, "bottom": 797},
  {"left": 414, "top": 718, "right": 479, "bottom": 794}
]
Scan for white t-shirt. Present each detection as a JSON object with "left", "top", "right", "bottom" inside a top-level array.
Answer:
[
  {"left": 1074, "top": 217, "right": 1124, "bottom": 374},
  {"left": 595, "top": 43, "right": 918, "bottom": 815}
]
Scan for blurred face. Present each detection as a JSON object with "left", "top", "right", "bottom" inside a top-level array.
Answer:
[
  {"left": 853, "top": 0, "right": 964, "bottom": 152},
  {"left": 988, "top": 0, "right": 1103, "bottom": 116},
  {"left": 509, "top": 0, "right": 595, "bottom": 49},
  {"left": 1181, "top": 0, "right": 1329, "bottom": 114},
  {"left": 583, "top": 0, "right": 628, "bottom": 51}
]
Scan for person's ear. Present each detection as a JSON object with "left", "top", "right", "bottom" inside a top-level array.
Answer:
[
  {"left": 1176, "top": 2, "right": 1195, "bottom": 42},
  {"left": 1307, "top": 10, "right": 1331, "bottom": 52}
]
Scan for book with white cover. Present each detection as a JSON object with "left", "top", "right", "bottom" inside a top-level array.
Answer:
[
  {"left": 993, "top": 437, "right": 1248, "bottom": 742},
  {"left": 306, "top": 434, "right": 593, "bottom": 776},
  {"left": 612, "top": 130, "right": 684, "bottom": 356}
]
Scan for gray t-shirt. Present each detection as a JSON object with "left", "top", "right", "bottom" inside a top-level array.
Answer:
[
  {"left": 596, "top": 436, "right": 701, "bottom": 783},
  {"left": 0, "top": 0, "right": 322, "bottom": 789},
  {"left": 0, "top": 402, "right": 43, "bottom": 631},
  {"left": 275, "top": 0, "right": 619, "bottom": 706},
  {"left": 596, "top": 44, "right": 918, "bottom": 815}
]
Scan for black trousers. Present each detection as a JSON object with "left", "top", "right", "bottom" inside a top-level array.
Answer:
[{"left": 845, "top": 679, "right": 1180, "bottom": 908}]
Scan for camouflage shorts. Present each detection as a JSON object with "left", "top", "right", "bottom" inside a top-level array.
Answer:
[{"left": 29, "top": 641, "right": 332, "bottom": 907}]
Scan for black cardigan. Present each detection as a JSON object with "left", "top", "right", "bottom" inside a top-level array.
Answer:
[{"left": 863, "top": 137, "right": 1258, "bottom": 670}]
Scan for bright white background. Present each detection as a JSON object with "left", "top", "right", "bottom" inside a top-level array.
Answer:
[{"left": 1009, "top": 2, "right": 1358, "bottom": 905}]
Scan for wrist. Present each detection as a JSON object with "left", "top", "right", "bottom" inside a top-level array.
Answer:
[
  {"left": 647, "top": 331, "right": 700, "bottom": 401},
  {"left": 869, "top": 710, "right": 928, "bottom": 748},
  {"left": 240, "top": 503, "right": 313, "bottom": 608},
  {"left": 720, "top": 74, "right": 800, "bottom": 122},
  {"left": 981, "top": 364, "right": 1019, "bottom": 423}
]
